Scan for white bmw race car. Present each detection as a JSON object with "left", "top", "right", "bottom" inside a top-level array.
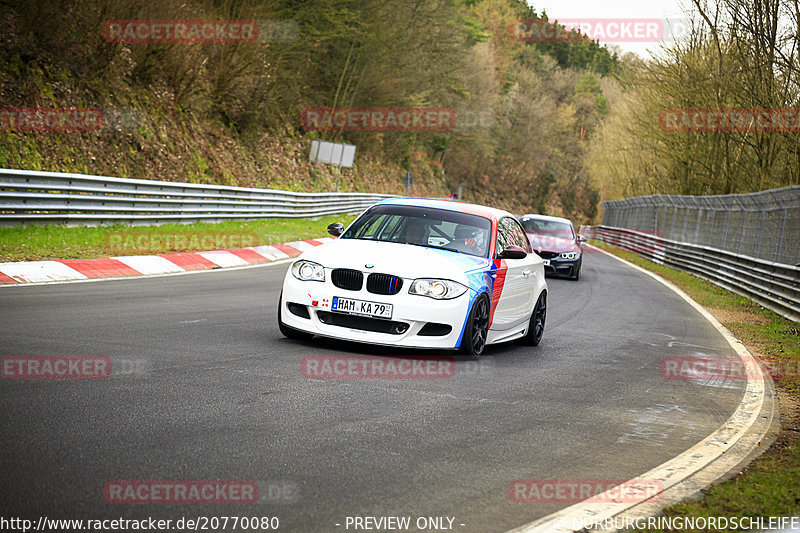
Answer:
[{"left": 278, "top": 198, "right": 547, "bottom": 357}]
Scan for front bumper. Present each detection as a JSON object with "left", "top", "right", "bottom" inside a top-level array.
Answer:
[
  {"left": 280, "top": 270, "right": 472, "bottom": 349},
  {"left": 542, "top": 256, "right": 581, "bottom": 278}
]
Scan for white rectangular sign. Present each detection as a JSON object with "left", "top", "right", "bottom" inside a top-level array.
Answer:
[{"left": 309, "top": 140, "right": 356, "bottom": 168}]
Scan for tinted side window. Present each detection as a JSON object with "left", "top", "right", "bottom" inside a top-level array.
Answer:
[
  {"left": 507, "top": 218, "right": 532, "bottom": 253},
  {"left": 496, "top": 217, "right": 530, "bottom": 256},
  {"left": 495, "top": 219, "right": 510, "bottom": 257}
]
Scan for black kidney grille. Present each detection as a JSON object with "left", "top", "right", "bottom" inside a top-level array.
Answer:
[
  {"left": 537, "top": 251, "right": 559, "bottom": 259},
  {"left": 367, "top": 273, "right": 403, "bottom": 295},
  {"left": 331, "top": 268, "right": 363, "bottom": 291}
]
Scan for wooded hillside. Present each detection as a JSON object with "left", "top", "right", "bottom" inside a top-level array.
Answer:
[{"left": 0, "top": 0, "right": 619, "bottom": 222}]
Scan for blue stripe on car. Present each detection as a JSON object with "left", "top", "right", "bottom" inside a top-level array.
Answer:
[{"left": 429, "top": 249, "right": 496, "bottom": 349}]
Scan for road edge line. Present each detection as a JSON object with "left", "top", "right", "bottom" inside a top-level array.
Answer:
[{"left": 506, "top": 244, "right": 776, "bottom": 533}]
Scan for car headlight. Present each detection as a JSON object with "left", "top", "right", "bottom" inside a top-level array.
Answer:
[
  {"left": 291, "top": 260, "right": 325, "bottom": 282},
  {"left": 409, "top": 279, "right": 468, "bottom": 300},
  {"left": 560, "top": 252, "right": 578, "bottom": 260}
]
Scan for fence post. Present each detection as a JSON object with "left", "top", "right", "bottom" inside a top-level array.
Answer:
[
  {"left": 734, "top": 196, "right": 747, "bottom": 255},
  {"left": 692, "top": 197, "right": 703, "bottom": 245},
  {"left": 679, "top": 197, "right": 690, "bottom": 242},
  {"left": 669, "top": 197, "right": 679, "bottom": 240},
  {"left": 707, "top": 200, "right": 716, "bottom": 247},
  {"left": 752, "top": 194, "right": 765, "bottom": 258}
]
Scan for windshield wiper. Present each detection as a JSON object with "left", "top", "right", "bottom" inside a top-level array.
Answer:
[
  {"left": 404, "top": 243, "right": 471, "bottom": 255},
  {"left": 344, "top": 238, "right": 477, "bottom": 256},
  {"left": 437, "top": 246, "right": 464, "bottom": 254}
]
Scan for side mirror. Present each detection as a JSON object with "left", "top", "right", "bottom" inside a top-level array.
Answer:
[
  {"left": 577, "top": 235, "right": 587, "bottom": 243},
  {"left": 499, "top": 245, "right": 527, "bottom": 260},
  {"left": 327, "top": 223, "right": 345, "bottom": 237}
]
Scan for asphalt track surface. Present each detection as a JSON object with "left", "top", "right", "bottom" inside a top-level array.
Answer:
[{"left": 0, "top": 250, "right": 747, "bottom": 532}]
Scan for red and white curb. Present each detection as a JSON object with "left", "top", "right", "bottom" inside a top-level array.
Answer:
[{"left": 0, "top": 238, "right": 331, "bottom": 285}]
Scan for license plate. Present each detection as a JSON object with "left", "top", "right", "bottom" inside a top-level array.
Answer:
[
  {"left": 332, "top": 296, "right": 393, "bottom": 319},
  {"left": 543, "top": 259, "right": 551, "bottom": 266}
]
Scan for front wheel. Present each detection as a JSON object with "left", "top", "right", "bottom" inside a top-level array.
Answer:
[
  {"left": 278, "top": 291, "right": 314, "bottom": 341},
  {"left": 460, "top": 294, "right": 490, "bottom": 359},
  {"left": 572, "top": 259, "right": 582, "bottom": 281},
  {"left": 519, "top": 291, "right": 546, "bottom": 346}
]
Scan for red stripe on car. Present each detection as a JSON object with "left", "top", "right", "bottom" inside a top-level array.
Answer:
[{"left": 488, "top": 259, "right": 507, "bottom": 327}]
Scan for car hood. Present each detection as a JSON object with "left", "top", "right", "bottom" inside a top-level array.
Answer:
[
  {"left": 526, "top": 234, "right": 579, "bottom": 253},
  {"left": 298, "top": 238, "right": 491, "bottom": 280}
]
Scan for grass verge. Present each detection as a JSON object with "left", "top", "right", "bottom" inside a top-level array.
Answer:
[
  {"left": 0, "top": 215, "right": 358, "bottom": 262},
  {"left": 590, "top": 240, "right": 800, "bottom": 531}
]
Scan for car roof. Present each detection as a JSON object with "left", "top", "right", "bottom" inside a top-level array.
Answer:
[
  {"left": 520, "top": 213, "right": 574, "bottom": 226},
  {"left": 377, "top": 197, "right": 512, "bottom": 221}
]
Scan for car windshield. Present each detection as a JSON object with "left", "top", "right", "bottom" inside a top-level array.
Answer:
[
  {"left": 521, "top": 218, "right": 573, "bottom": 239},
  {"left": 341, "top": 204, "right": 492, "bottom": 258}
]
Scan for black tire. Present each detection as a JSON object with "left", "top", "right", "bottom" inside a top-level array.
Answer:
[
  {"left": 278, "top": 292, "right": 314, "bottom": 341},
  {"left": 460, "top": 294, "right": 490, "bottom": 359},
  {"left": 519, "top": 291, "right": 546, "bottom": 346}
]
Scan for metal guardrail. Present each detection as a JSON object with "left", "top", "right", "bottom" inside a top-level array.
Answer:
[
  {"left": 0, "top": 169, "right": 395, "bottom": 226},
  {"left": 600, "top": 186, "right": 800, "bottom": 266},
  {"left": 582, "top": 225, "right": 800, "bottom": 323}
]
